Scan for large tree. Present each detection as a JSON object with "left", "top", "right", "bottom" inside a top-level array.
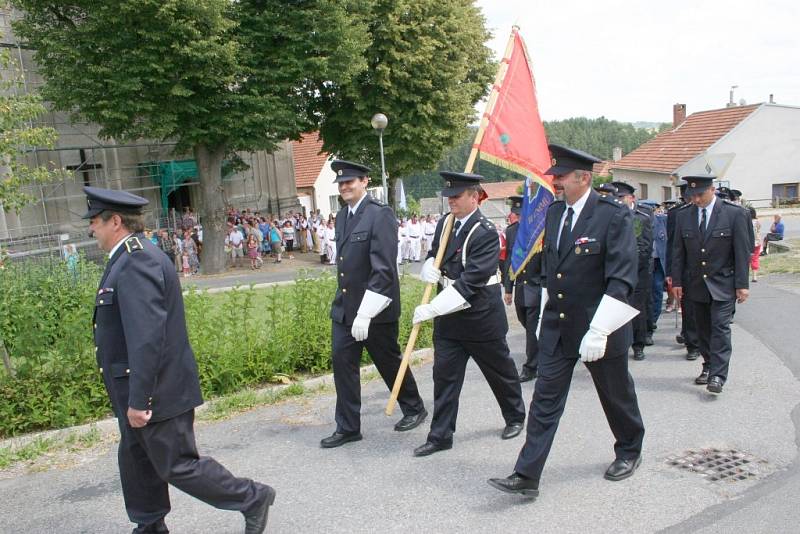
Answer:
[
  {"left": 319, "top": 0, "right": 495, "bottom": 179},
  {"left": 12, "top": 0, "right": 370, "bottom": 273}
]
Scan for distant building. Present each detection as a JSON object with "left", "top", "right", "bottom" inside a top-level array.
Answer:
[{"left": 611, "top": 103, "right": 800, "bottom": 205}]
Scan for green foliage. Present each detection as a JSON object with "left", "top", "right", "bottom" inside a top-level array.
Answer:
[
  {"left": 0, "top": 264, "right": 432, "bottom": 438},
  {"left": 320, "top": 0, "right": 495, "bottom": 179},
  {"left": 543, "top": 117, "right": 664, "bottom": 161},
  {"left": 0, "top": 36, "right": 61, "bottom": 212}
]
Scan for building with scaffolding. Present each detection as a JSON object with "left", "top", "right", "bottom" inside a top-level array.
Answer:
[{"left": 0, "top": 8, "right": 302, "bottom": 259}]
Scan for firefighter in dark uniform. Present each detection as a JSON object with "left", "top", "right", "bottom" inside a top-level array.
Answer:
[
  {"left": 502, "top": 195, "right": 542, "bottom": 382},
  {"left": 667, "top": 182, "right": 701, "bottom": 361},
  {"left": 671, "top": 176, "right": 752, "bottom": 394},
  {"left": 612, "top": 182, "right": 653, "bottom": 361},
  {"left": 321, "top": 160, "right": 427, "bottom": 448},
  {"left": 85, "top": 187, "right": 274, "bottom": 534},
  {"left": 489, "top": 144, "right": 645, "bottom": 498},
  {"left": 412, "top": 172, "right": 526, "bottom": 457}
]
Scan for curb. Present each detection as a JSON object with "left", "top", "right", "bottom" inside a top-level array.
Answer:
[{"left": 0, "top": 347, "right": 434, "bottom": 453}]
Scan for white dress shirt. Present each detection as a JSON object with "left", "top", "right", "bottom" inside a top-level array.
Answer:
[
  {"left": 454, "top": 208, "right": 478, "bottom": 236},
  {"left": 108, "top": 233, "right": 133, "bottom": 258},
  {"left": 556, "top": 187, "right": 591, "bottom": 249},
  {"left": 697, "top": 194, "right": 716, "bottom": 231}
]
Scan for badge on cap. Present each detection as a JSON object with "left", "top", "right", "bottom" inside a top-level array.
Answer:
[
  {"left": 446, "top": 181, "right": 451, "bottom": 187},
  {"left": 551, "top": 157, "right": 557, "bottom": 166},
  {"left": 338, "top": 170, "right": 343, "bottom": 176},
  {"left": 690, "top": 182, "right": 696, "bottom": 187}
]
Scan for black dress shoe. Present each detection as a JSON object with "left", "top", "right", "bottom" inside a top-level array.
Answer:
[
  {"left": 519, "top": 368, "right": 537, "bottom": 383},
  {"left": 707, "top": 376, "right": 724, "bottom": 394},
  {"left": 132, "top": 519, "right": 169, "bottom": 534},
  {"left": 243, "top": 484, "right": 276, "bottom": 534},
  {"left": 413, "top": 441, "right": 452, "bottom": 457},
  {"left": 320, "top": 431, "right": 363, "bottom": 448},
  {"left": 633, "top": 348, "right": 645, "bottom": 361},
  {"left": 394, "top": 408, "right": 428, "bottom": 432},
  {"left": 501, "top": 422, "right": 524, "bottom": 440},
  {"left": 644, "top": 335, "right": 654, "bottom": 346},
  {"left": 695, "top": 369, "right": 710, "bottom": 385},
  {"left": 604, "top": 456, "right": 642, "bottom": 481},
  {"left": 676, "top": 334, "right": 685, "bottom": 345},
  {"left": 686, "top": 349, "right": 700, "bottom": 361},
  {"left": 487, "top": 472, "right": 539, "bottom": 497}
]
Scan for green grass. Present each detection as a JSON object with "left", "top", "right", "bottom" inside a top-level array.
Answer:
[
  {"left": 0, "top": 426, "right": 102, "bottom": 470},
  {"left": 199, "top": 383, "right": 310, "bottom": 421},
  {"left": 760, "top": 239, "right": 800, "bottom": 274}
]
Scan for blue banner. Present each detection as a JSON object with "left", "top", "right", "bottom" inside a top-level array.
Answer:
[{"left": 510, "top": 176, "right": 553, "bottom": 277}]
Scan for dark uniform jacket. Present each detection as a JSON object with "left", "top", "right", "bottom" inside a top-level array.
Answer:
[
  {"left": 330, "top": 195, "right": 400, "bottom": 325},
  {"left": 428, "top": 209, "right": 506, "bottom": 341},
  {"left": 539, "top": 190, "right": 637, "bottom": 358},
  {"left": 671, "top": 199, "right": 752, "bottom": 303},
  {"left": 94, "top": 236, "right": 203, "bottom": 422},
  {"left": 502, "top": 221, "right": 542, "bottom": 308},
  {"left": 653, "top": 213, "right": 668, "bottom": 276},
  {"left": 633, "top": 207, "right": 653, "bottom": 289},
  {"left": 665, "top": 202, "right": 689, "bottom": 277}
]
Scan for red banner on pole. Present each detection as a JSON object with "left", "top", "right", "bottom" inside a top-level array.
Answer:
[{"left": 477, "top": 30, "right": 551, "bottom": 187}]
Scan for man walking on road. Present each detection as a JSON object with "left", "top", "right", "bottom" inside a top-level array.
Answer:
[
  {"left": 85, "top": 187, "right": 274, "bottom": 534},
  {"left": 502, "top": 195, "right": 542, "bottom": 382},
  {"left": 322, "top": 160, "right": 427, "bottom": 449},
  {"left": 671, "top": 176, "right": 752, "bottom": 394},
  {"left": 412, "top": 172, "right": 526, "bottom": 457},
  {"left": 489, "top": 145, "right": 645, "bottom": 498}
]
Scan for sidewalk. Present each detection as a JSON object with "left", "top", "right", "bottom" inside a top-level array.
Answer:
[{"left": 1, "top": 282, "right": 798, "bottom": 533}]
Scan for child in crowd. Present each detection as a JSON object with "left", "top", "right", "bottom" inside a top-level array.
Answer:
[
  {"left": 182, "top": 251, "right": 191, "bottom": 278},
  {"left": 247, "top": 234, "right": 261, "bottom": 269}
]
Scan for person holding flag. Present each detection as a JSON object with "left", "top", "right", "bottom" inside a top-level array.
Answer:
[
  {"left": 489, "top": 144, "right": 645, "bottom": 498},
  {"left": 502, "top": 195, "right": 543, "bottom": 382}
]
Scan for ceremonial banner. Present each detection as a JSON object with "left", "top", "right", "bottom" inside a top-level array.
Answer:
[{"left": 473, "top": 28, "right": 553, "bottom": 277}]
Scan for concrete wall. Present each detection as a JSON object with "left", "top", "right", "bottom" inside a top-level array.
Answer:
[
  {"left": 608, "top": 168, "right": 676, "bottom": 202},
  {"left": 677, "top": 104, "right": 800, "bottom": 204}
]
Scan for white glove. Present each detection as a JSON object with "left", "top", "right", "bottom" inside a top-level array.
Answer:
[
  {"left": 351, "top": 314, "right": 371, "bottom": 342},
  {"left": 535, "top": 288, "right": 549, "bottom": 338},
  {"left": 351, "top": 290, "right": 392, "bottom": 341},
  {"left": 420, "top": 257, "right": 442, "bottom": 284},
  {"left": 413, "top": 285, "right": 470, "bottom": 324},
  {"left": 578, "top": 295, "right": 639, "bottom": 363}
]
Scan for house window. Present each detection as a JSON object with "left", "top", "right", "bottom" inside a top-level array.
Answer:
[
  {"left": 662, "top": 186, "right": 672, "bottom": 201},
  {"left": 639, "top": 183, "right": 648, "bottom": 199},
  {"left": 772, "top": 183, "right": 798, "bottom": 201},
  {"left": 329, "top": 195, "right": 341, "bottom": 214}
]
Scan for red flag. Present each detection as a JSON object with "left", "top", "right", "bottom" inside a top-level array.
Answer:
[{"left": 477, "top": 29, "right": 551, "bottom": 186}]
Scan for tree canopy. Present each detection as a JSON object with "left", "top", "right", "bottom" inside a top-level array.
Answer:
[
  {"left": 319, "top": 0, "right": 495, "bottom": 179},
  {"left": 543, "top": 116, "right": 664, "bottom": 161}
]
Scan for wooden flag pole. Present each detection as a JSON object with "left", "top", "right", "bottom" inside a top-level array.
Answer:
[{"left": 385, "top": 26, "right": 520, "bottom": 416}]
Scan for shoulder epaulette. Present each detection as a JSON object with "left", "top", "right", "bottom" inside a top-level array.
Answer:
[
  {"left": 635, "top": 208, "right": 650, "bottom": 217},
  {"left": 124, "top": 236, "right": 144, "bottom": 253},
  {"left": 677, "top": 203, "right": 693, "bottom": 210},
  {"left": 477, "top": 215, "right": 495, "bottom": 231},
  {"left": 369, "top": 196, "right": 384, "bottom": 206},
  {"left": 598, "top": 194, "right": 626, "bottom": 208}
]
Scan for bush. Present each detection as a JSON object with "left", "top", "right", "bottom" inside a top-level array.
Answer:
[{"left": 0, "top": 263, "right": 433, "bottom": 438}]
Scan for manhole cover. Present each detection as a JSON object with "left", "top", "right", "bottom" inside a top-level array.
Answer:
[{"left": 665, "top": 448, "right": 769, "bottom": 483}]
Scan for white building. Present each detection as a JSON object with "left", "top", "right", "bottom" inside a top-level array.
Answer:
[{"left": 611, "top": 102, "right": 800, "bottom": 206}]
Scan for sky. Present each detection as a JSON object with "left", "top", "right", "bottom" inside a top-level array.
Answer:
[{"left": 476, "top": 0, "right": 800, "bottom": 123}]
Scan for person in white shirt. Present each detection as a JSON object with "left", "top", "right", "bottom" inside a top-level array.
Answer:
[
  {"left": 406, "top": 215, "right": 422, "bottom": 262},
  {"left": 228, "top": 225, "right": 244, "bottom": 268},
  {"left": 324, "top": 220, "right": 337, "bottom": 265}
]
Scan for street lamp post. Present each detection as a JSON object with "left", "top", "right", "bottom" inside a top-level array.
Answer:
[{"left": 371, "top": 113, "right": 389, "bottom": 204}]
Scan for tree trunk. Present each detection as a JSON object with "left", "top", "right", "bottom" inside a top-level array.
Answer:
[
  {"left": 0, "top": 338, "right": 14, "bottom": 378},
  {"left": 194, "top": 144, "right": 228, "bottom": 275}
]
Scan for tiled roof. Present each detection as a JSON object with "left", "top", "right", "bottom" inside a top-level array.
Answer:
[
  {"left": 611, "top": 104, "right": 761, "bottom": 174},
  {"left": 292, "top": 132, "right": 330, "bottom": 188},
  {"left": 593, "top": 160, "right": 613, "bottom": 176},
  {"left": 482, "top": 180, "right": 524, "bottom": 200}
]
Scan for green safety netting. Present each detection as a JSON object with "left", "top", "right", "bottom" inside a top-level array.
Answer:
[{"left": 143, "top": 159, "right": 233, "bottom": 216}]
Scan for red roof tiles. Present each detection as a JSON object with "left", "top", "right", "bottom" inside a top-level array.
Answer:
[
  {"left": 593, "top": 160, "right": 613, "bottom": 176},
  {"left": 611, "top": 104, "right": 760, "bottom": 174},
  {"left": 292, "top": 132, "right": 330, "bottom": 188},
  {"left": 482, "top": 181, "right": 524, "bottom": 200}
]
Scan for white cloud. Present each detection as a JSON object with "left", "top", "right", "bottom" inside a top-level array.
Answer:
[{"left": 477, "top": 0, "right": 800, "bottom": 122}]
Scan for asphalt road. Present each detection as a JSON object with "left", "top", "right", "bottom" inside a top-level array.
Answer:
[{"left": 2, "top": 273, "right": 799, "bottom": 533}]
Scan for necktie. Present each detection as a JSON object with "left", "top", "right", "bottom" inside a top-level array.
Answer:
[
  {"left": 558, "top": 207, "right": 574, "bottom": 255},
  {"left": 700, "top": 207, "right": 707, "bottom": 235},
  {"left": 344, "top": 210, "right": 352, "bottom": 234},
  {"left": 454, "top": 220, "right": 462, "bottom": 236}
]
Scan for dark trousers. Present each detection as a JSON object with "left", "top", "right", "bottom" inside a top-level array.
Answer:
[
  {"left": 427, "top": 335, "right": 525, "bottom": 445},
  {"left": 331, "top": 320, "right": 424, "bottom": 434},
  {"left": 650, "top": 259, "right": 665, "bottom": 329},
  {"left": 632, "top": 266, "right": 650, "bottom": 350},
  {"left": 680, "top": 296, "right": 700, "bottom": 351},
  {"left": 117, "top": 410, "right": 262, "bottom": 527},
  {"left": 692, "top": 298, "right": 736, "bottom": 382},
  {"left": 514, "top": 287, "right": 541, "bottom": 373},
  {"left": 514, "top": 342, "right": 644, "bottom": 483}
]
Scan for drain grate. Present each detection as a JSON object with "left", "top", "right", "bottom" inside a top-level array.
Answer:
[{"left": 665, "top": 448, "right": 769, "bottom": 483}]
